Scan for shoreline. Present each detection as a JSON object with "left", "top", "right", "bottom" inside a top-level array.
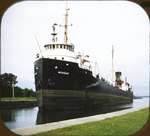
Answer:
[
  {"left": 0, "top": 97, "right": 37, "bottom": 109},
  {"left": 0, "top": 101, "right": 37, "bottom": 109}
]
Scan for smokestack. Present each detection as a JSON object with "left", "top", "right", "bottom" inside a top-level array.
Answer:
[{"left": 115, "top": 72, "right": 123, "bottom": 89}]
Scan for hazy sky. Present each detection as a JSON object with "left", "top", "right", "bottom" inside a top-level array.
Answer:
[{"left": 1, "top": 1, "right": 149, "bottom": 96}]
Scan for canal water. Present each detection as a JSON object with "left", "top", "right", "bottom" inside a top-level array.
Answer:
[{"left": 0, "top": 97, "right": 149, "bottom": 130}]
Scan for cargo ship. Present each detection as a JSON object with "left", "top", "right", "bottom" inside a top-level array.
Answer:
[{"left": 34, "top": 3, "right": 133, "bottom": 111}]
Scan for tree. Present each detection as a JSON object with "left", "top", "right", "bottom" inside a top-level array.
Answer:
[{"left": 0, "top": 73, "right": 17, "bottom": 97}]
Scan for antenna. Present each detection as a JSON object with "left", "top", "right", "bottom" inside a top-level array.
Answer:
[
  {"left": 34, "top": 35, "right": 43, "bottom": 58},
  {"left": 112, "top": 45, "right": 115, "bottom": 85}
]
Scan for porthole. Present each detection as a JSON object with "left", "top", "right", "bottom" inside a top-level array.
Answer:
[
  {"left": 36, "top": 54, "right": 39, "bottom": 58},
  {"left": 54, "top": 66, "right": 58, "bottom": 69},
  {"left": 35, "top": 66, "right": 39, "bottom": 70}
]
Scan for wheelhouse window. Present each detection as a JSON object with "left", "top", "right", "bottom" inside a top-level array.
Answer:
[
  {"left": 44, "top": 44, "right": 74, "bottom": 51},
  {"left": 53, "top": 44, "right": 55, "bottom": 49}
]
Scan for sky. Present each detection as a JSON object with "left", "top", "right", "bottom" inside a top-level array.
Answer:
[{"left": 1, "top": 1, "right": 149, "bottom": 96}]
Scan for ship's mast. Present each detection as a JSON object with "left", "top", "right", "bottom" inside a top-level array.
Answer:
[
  {"left": 64, "top": 1, "right": 69, "bottom": 45},
  {"left": 112, "top": 45, "right": 115, "bottom": 85},
  {"left": 60, "top": 0, "right": 72, "bottom": 45}
]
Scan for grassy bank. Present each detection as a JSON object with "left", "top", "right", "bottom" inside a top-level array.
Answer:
[
  {"left": 32, "top": 108, "right": 149, "bottom": 136},
  {"left": 0, "top": 97, "right": 37, "bottom": 102}
]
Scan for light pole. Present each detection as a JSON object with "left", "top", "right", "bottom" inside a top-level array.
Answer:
[{"left": 12, "top": 81, "right": 15, "bottom": 98}]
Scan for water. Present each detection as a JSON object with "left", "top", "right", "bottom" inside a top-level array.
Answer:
[{"left": 0, "top": 97, "right": 149, "bottom": 130}]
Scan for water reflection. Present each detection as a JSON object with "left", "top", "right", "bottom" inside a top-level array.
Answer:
[
  {"left": 0, "top": 107, "right": 38, "bottom": 129},
  {"left": 0, "top": 97, "right": 149, "bottom": 129},
  {"left": 36, "top": 105, "right": 131, "bottom": 125}
]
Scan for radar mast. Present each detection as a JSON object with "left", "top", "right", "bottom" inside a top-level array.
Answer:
[{"left": 51, "top": 23, "right": 58, "bottom": 43}]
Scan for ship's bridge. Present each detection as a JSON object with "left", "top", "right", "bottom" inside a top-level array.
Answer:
[{"left": 42, "top": 43, "right": 76, "bottom": 62}]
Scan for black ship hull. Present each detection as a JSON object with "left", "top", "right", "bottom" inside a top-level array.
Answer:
[{"left": 34, "top": 58, "right": 133, "bottom": 111}]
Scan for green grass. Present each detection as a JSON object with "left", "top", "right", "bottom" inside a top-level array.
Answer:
[
  {"left": 0, "top": 97, "right": 37, "bottom": 102},
  {"left": 32, "top": 108, "right": 149, "bottom": 136}
]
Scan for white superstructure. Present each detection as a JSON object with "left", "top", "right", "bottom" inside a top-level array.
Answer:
[{"left": 35, "top": 3, "right": 99, "bottom": 78}]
